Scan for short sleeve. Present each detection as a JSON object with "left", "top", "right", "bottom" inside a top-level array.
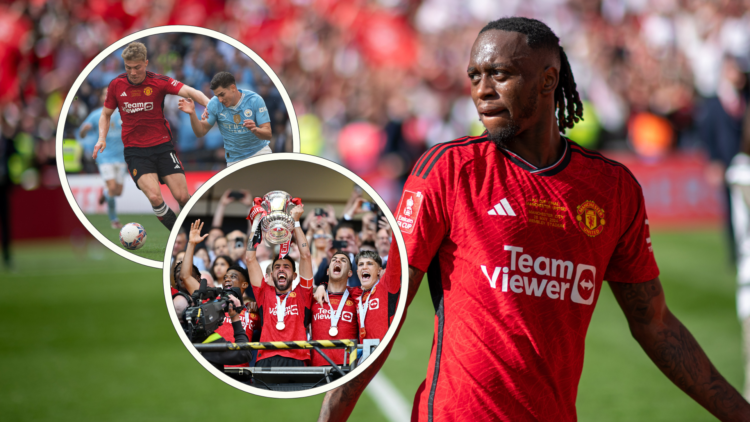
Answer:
[
  {"left": 164, "top": 76, "right": 184, "bottom": 95},
  {"left": 251, "top": 281, "right": 267, "bottom": 307},
  {"left": 104, "top": 81, "right": 118, "bottom": 110},
  {"left": 206, "top": 98, "right": 218, "bottom": 126},
  {"left": 253, "top": 96, "right": 271, "bottom": 125},
  {"left": 603, "top": 175, "right": 660, "bottom": 283},
  {"left": 395, "top": 162, "right": 453, "bottom": 273}
]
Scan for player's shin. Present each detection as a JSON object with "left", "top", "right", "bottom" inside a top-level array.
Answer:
[{"left": 153, "top": 201, "right": 177, "bottom": 230}]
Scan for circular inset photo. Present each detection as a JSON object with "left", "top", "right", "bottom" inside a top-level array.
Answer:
[
  {"left": 56, "top": 26, "right": 299, "bottom": 267},
  {"left": 163, "top": 153, "right": 408, "bottom": 397}
]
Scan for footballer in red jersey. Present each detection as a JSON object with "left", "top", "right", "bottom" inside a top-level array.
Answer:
[
  {"left": 246, "top": 200, "right": 315, "bottom": 367},
  {"left": 355, "top": 250, "right": 400, "bottom": 344},
  {"left": 93, "top": 42, "right": 210, "bottom": 230},
  {"left": 319, "top": 17, "right": 750, "bottom": 422},
  {"left": 310, "top": 251, "right": 361, "bottom": 367}
]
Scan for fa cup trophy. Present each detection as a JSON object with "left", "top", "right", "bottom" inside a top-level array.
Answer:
[{"left": 254, "top": 190, "right": 297, "bottom": 245}]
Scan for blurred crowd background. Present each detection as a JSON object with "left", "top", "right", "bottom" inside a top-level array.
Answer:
[
  {"left": 1, "top": 0, "right": 749, "bottom": 250},
  {"left": 63, "top": 33, "right": 292, "bottom": 173}
]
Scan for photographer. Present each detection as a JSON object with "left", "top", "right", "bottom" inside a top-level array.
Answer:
[{"left": 180, "top": 219, "right": 259, "bottom": 367}]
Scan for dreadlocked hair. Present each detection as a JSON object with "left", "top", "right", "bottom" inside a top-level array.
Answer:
[{"left": 479, "top": 17, "right": 584, "bottom": 133}]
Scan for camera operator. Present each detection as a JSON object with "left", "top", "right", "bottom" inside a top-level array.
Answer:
[
  {"left": 246, "top": 199, "right": 315, "bottom": 367},
  {"left": 180, "top": 219, "right": 259, "bottom": 367}
]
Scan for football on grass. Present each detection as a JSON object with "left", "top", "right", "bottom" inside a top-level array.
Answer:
[{"left": 119, "top": 222, "right": 147, "bottom": 250}]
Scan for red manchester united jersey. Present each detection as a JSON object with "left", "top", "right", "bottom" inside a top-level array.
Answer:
[
  {"left": 359, "top": 251, "right": 401, "bottom": 344},
  {"left": 310, "top": 288, "right": 360, "bottom": 366},
  {"left": 214, "top": 309, "right": 260, "bottom": 367},
  {"left": 104, "top": 71, "right": 183, "bottom": 148},
  {"left": 252, "top": 280, "right": 313, "bottom": 364},
  {"left": 398, "top": 134, "right": 659, "bottom": 422}
]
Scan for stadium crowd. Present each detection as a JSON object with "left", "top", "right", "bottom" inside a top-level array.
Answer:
[{"left": 168, "top": 187, "right": 399, "bottom": 380}]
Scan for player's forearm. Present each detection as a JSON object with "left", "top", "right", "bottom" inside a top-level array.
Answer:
[
  {"left": 79, "top": 123, "right": 92, "bottom": 138},
  {"left": 187, "top": 86, "right": 210, "bottom": 107},
  {"left": 252, "top": 125, "right": 272, "bottom": 140},
  {"left": 318, "top": 266, "right": 423, "bottom": 420},
  {"left": 296, "top": 226, "right": 313, "bottom": 279},
  {"left": 98, "top": 112, "right": 111, "bottom": 141},
  {"left": 632, "top": 312, "right": 750, "bottom": 421},
  {"left": 188, "top": 111, "right": 208, "bottom": 137},
  {"left": 180, "top": 243, "right": 201, "bottom": 295},
  {"left": 611, "top": 279, "right": 750, "bottom": 420}
]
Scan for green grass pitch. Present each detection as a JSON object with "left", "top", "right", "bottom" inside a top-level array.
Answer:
[
  {"left": 85, "top": 213, "right": 170, "bottom": 262},
  {"left": 0, "top": 229, "right": 745, "bottom": 421}
]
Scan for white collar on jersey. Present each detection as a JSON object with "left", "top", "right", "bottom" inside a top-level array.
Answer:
[{"left": 229, "top": 90, "right": 245, "bottom": 111}]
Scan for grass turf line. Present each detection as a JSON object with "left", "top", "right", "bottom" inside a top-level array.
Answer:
[
  {"left": 378, "top": 229, "right": 744, "bottom": 422},
  {"left": 0, "top": 241, "right": 384, "bottom": 422},
  {"left": 85, "top": 213, "right": 170, "bottom": 262}
]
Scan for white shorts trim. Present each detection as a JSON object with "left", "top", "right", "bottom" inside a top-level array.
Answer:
[
  {"left": 99, "top": 163, "right": 128, "bottom": 184},
  {"left": 227, "top": 146, "right": 273, "bottom": 166}
]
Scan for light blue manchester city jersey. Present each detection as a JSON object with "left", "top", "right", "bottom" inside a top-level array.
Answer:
[
  {"left": 206, "top": 89, "right": 271, "bottom": 163},
  {"left": 78, "top": 107, "right": 125, "bottom": 165}
]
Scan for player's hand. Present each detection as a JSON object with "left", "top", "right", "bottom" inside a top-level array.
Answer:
[
  {"left": 314, "top": 285, "right": 326, "bottom": 306},
  {"left": 92, "top": 139, "right": 106, "bottom": 159},
  {"left": 247, "top": 204, "right": 266, "bottom": 223},
  {"left": 177, "top": 98, "right": 195, "bottom": 114},
  {"left": 243, "top": 119, "right": 257, "bottom": 131},
  {"left": 290, "top": 204, "right": 304, "bottom": 222},
  {"left": 201, "top": 108, "right": 209, "bottom": 120},
  {"left": 189, "top": 219, "right": 209, "bottom": 244}
]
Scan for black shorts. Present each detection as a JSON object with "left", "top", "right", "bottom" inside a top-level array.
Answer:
[{"left": 124, "top": 142, "right": 185, "bottom": 189}]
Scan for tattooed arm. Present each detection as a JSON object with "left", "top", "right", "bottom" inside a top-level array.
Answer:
[
  {"left": 609, "top": 277, "right": 750, "bottom": 421},
  {"left": 318, "top": 265, "right": 425, "bottom": 421}
]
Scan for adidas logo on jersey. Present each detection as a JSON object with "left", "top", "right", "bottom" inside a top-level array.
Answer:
[
  {"left": 488, "top": 198, "right": 516, "bottom": 216},
  {"left": 120, "top": 92, "right": 127, "bottom": 97}
]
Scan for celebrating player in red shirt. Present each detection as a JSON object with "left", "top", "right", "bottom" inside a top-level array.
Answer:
[
  {"left": 93, "top": 42, "right": 210, "bottom": 230},
  {"left": 310, "top": 251, "right": 361, "bottom": 367},
  {"left": 355, "top": 250, "right": 399, "bottom": 345},
  {"left": 246, "top": 200, "right": 314, "bottom": 367},
  {"left": 319, "top": 17, "right": 750, "bottom": 422}
]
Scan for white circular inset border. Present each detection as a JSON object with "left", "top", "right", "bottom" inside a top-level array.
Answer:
[
  {"left": 55, "top": 25, "right": 301, "bottom": 269},
  {"left": 163, "top": 153, "right": 410, "bottom": 399}
]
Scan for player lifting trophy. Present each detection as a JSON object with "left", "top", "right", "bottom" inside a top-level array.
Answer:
[{"left": 244, "top": 191, "right": 315, "bottom": 367}]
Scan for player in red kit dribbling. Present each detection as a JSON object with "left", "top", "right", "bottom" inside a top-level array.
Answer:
[
  {"left": 319, "top": 17, "right": 750, "bottom": 422},
  {"left": 93, "top": 42, "right": 210, "bottom": 230},
  {"left": 245, "top": 200, "right": 314, "bottom": 367}
]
